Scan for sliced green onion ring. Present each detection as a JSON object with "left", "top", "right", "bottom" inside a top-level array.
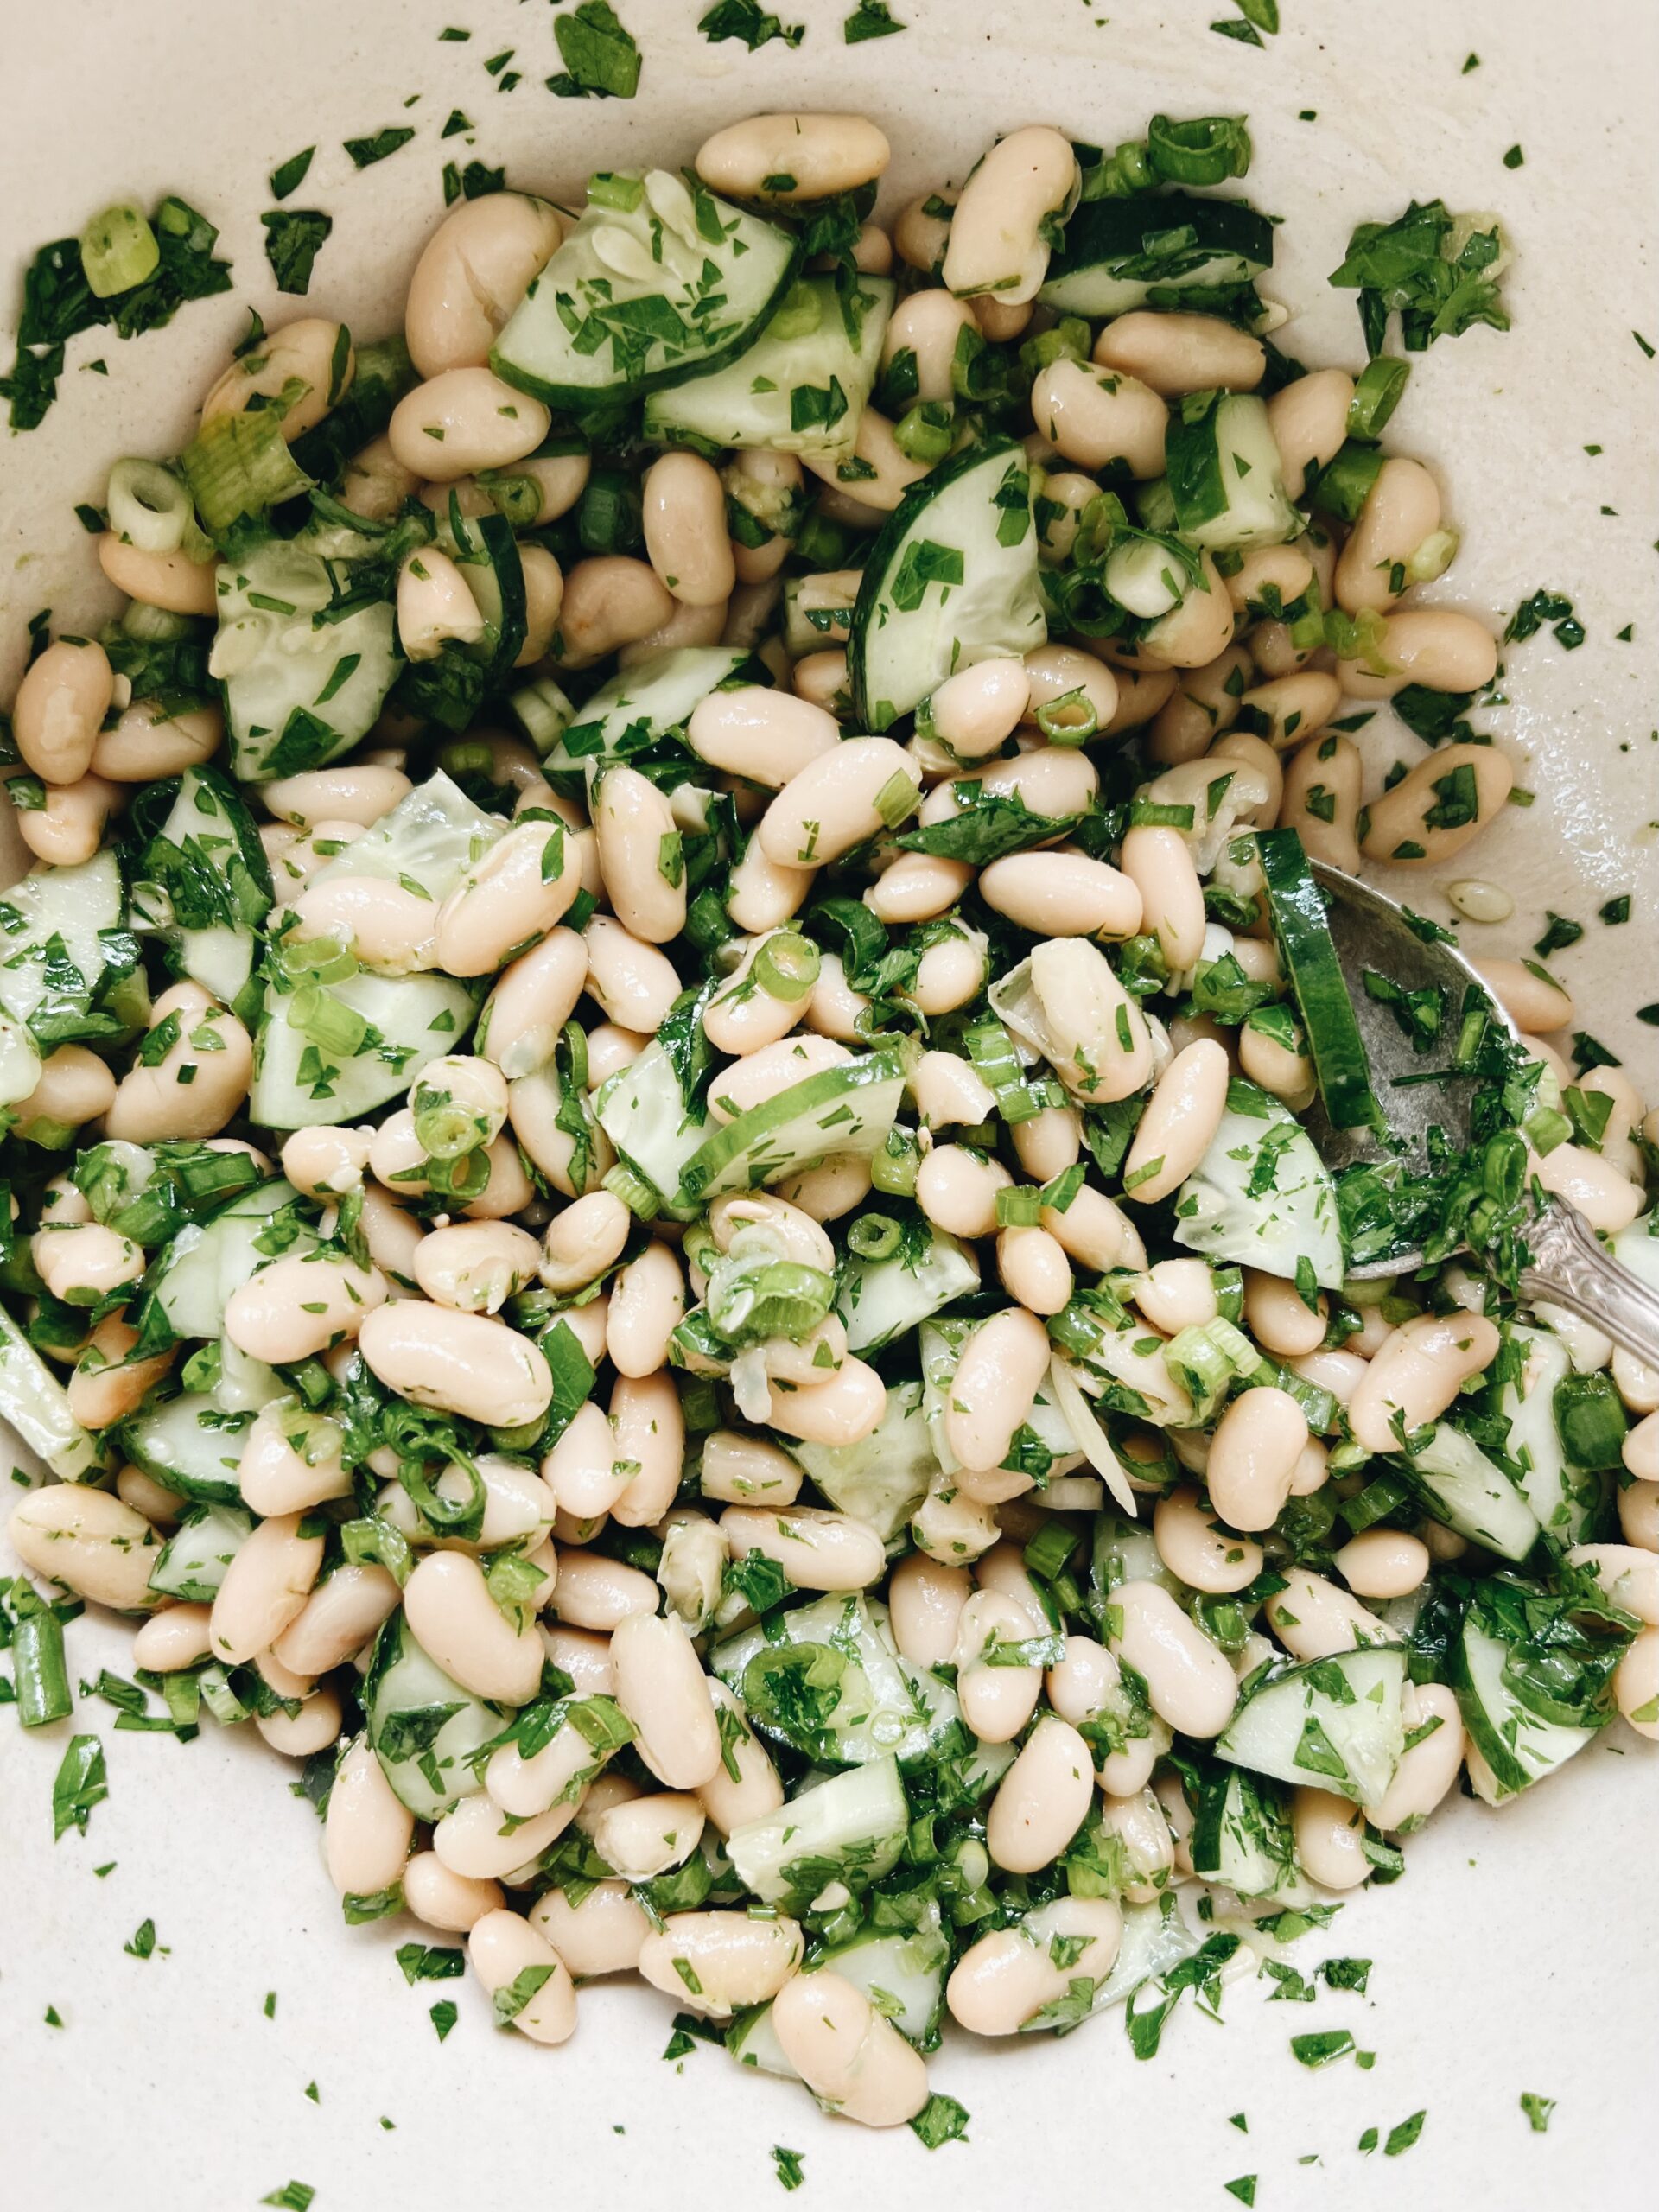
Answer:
[
  {"left": 106, "top": 459, "right": 194, "bottom": 556},
  {"left": 754, "top": 931, "right": 822, "bottom": 1004}
]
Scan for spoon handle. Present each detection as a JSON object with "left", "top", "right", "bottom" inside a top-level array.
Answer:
[{"left": 1516, "top": 1198, "right": 1659, "bottom": 1368}]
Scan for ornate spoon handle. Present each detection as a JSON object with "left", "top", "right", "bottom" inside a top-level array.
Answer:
[{"left": 1516, "top": 1198, "right": 1659, "bottom": 1367}]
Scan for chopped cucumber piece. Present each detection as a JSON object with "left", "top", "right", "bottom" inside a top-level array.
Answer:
[
  {"left": 1217, "top": 1643, "right": 1407, "bottom": 1808},
  {"left": 849, "top": 437, "right": 1046, "bottom": 731},
  {"left": 678, "top": 1048, "right": 906, "bottom": 1205},
  {"left": 0, "top": 851, "right": 127, "bottom": 1047},
  {"left": 123, "top": 1391, "right": 256, "bottom": 1505},
  {"left": 250, "top": 969, "right": 478, "bottom": 1129},
  {"left": 1257, "top": 827, "right": 1380, "bottom": 1134},
  {"left": 1173, "top": 1082, "right": 1344, "bottom": 1290},
  {"left": 1040, "top": 192, "right": 1274, "bottom": 317},
  {"left": 1191, "top": 1766, "right": 1307, "bottom": 1901},
  {"left": 0, "top": 1303, "right": 107, "bottom": 1484},
  {"left": 787, "top": 1380, "right": 936, "bottom": 1542},
  {"left": 213, "top": 542, "right": 399, "bottom": 784},
  {"left": 836, "top": 1224, "right": 980, "bottom": 1353},
  {"left": 645, "top": 274, "right": 893, "bottom": 461},
  {"left": 148, "top": 1501, "right": 252, "bottom": 1602},
  {"left": 493, "top": 171, "right": 798, "bottom": 409},
  {"left": 712, "top": 1592, "right": 957, "bottom": 1768},
  {"left": 1452, "top": 1591, "right": 1605, "bottom": 1802},
  {"left": 144, "top": 1179, "right": 313, "bottom": 1344},
  {"left": 594, "top": 1039, "right": 709, "bottom": 1207},
  {"left": 305, "top": 770, "right": 505, "bottom": 918},
  {"left": 363, "top": 1611, "right": 505, "bottom": 1820},
  {"left": 725, "top": 1753, "right": 909, "bottom": 1908},
  {"left": 1395, "top": 1419, "right": 1539, "bottom": 1563},
  {"left": 1163, "top": 390, "right": 1300, "bottom": 550},
  {"left": 137, "top": 766, "right": 272, "bottom": 1022},
  {"left": 542, "top": 646, "right": 753, "bottom": 797}
]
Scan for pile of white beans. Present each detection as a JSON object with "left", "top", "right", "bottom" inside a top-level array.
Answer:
[{"left": 4, "top": 105, "right": 1657, "bottom": 2133}]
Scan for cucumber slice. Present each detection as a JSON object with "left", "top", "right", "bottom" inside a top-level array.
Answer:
[
  {"left": 0, "top": 850, "right": 126, "bottom": 1046},
  {"left": 725, "top": 1753, "right": 908, "bottom": 1908},
  {"left": 821, "top": 1901, "right": 950, "bottom": 2046},
  {"left": 1452, "top": 1602, "right": 1599, "bottom": 1802},
  {"left": 1191, "top": 1766, "right": 1306, "bottom": 1901},
  {"left": 145, "top": 1179, "right": 313, "bottom": 1344},
  {"left": 137, "top": 766, "right": 272, "bottom": 1021},
  {"left": 644, "top": 274, "right": 894, "bottom": 461},
  {"left": 849, "top": 437, "right": 1046, "bottom": 732},
  {"left": 1173, "top": 1083, "right": 1344, "bottom": 1291},
  {"left": 1039, "top": 192, "right": 1274, "bottom": 317},
  {"left": 0, "top": 1007, "right": 41, "bottom": 1109},
  {"left": 249, "top": 968, "right": 478, "bottom": 1129},
  {"left": 594, "top": 1039, "right": 709, "bottom": 1208},
  {"left": 1090, "top": 1511, "right": 1179, "bottom": 1610},
  {"left": 148, "top": 1500, "right": 252, "bottom": 1602},
  {"left": 305, "top": 770, "right": 505, "bottom": 919},
  {"left": 544, "top": 646, "right": 753, "bottom": 793},
  {"left": 0, "top": 1302, "right": 106, "bottom": 1484},
  {"left": 123, "top": 1391, "right": 256, "bottom": 1504},
  {"left": 836, "top": 1224, "right": 980, "bottom": 1353},
  {"left": 787, "top": 1379, "right": 936, "bottom": 1542},
  {"left": 363, "top": 1611, "right": 506, "bottom": 1821},
  {"left": 1499, "top": 1328, "right": 1583, "bottom": 1540},
  {"left": 678, "top": 1048, "right": 906, "bottom": 1205},
  {"left": 1256, "top": 828, "right": 1381, "bottom": 1134},
  {"left": 212, "top": 542, "right": 400, "bottom": 785},
  {"left": 492, "top": 172, "right": 798, "bottom": 410},
  {"left": 1163, "top": 391, "right": 1300, "bottom": 551},
  {"left": 1395, "top": 1419, "right": 1539, "bottom": 1563},
  {"left": 1217, "top": 1644, "right": 1407, "bottom": 1808},
  {"left": 711, "top": 1592, "right": 958, "bottom": 1768}
]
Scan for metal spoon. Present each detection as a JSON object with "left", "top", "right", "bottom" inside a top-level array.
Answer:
[{"left": 1301, "top": 862, "right": 1659, "bottom": 1364}]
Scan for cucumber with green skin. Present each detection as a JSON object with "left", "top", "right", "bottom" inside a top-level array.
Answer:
[
  {"left": 1394, "top": 1418, "right": 1540, "bottom": 1563},
  {"left": 1452, "top": 1597, "right": 1605, "bottom": 1802},
  {"left": 249, "top": 968, "right": 478, "bottom": 1130},
  {"left": 543, "top": 646, "right": 755, "bottom": 795},
  {"left": 1040, "top": 191, "right": 1274, "bottom": 317},
  {"left": 492, "top": 175, "right": 800, "bottom": 410},
  {"left": 148, "top": 1500, "right": 252, "bottom": 1602},
  {"left": 301, "top": 770, "right": 505, "bottom": 922},
  {"left": 644, "top": 273, "right": 894, "bottom": 461},
  {"left": 0, "top": 849, "right": 126, "bottom": 1046},
  {"left": 1163, "top": 390, "right": 1300, "bottom": 550},
  {"left": 1191, "top": 1765, "right": 1305, "bottom": 1900},
  {"left": 143, "top": 1176, "right": 313, "bottom": 1344},
  {"left": 595, "top": 1039, "right": 710, "bottom": 1208},
  {"left": 1257, "top": 826, "right": 1382, "bottom": 1134},
  {"left": 849, "top": 436, "right": 1046, "bottom": 732},
  {"left": 1217, "top": 1643, "right": 1407, "bottom": 1806},
  {"left": 363, "top": 1608, "right": 507, "bottom": 1820},
  {"left": 137, "top": 765, "right": 272, "bottom": 1023},
  {"left": 0, "top": 1302, "right": 106, "bottom": 1484},
  {"left": 677, "top": 1047, "right": 906, "bottom": 1204}
]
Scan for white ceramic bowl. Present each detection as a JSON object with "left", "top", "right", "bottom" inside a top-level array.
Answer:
[{"left": 3, "top": 3, "right": 1656, "bottom": 2205}]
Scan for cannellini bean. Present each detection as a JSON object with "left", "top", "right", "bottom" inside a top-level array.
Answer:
[
  {"left": 606, "top": 1243, "right": 685, "bottom": 1378},
  {"left": 358, "top": 1302, "right": 553, "bottom": 1427},
  {"left": 1368, "top": 1681, "right": 1465, "bottom": 1828},
  {"left": 1472, "top": 957, "right": 1574, "bottom": 1034},
  {"left": 1614, "top": 1629, "right": 1659, "bottom": 1740},
  {"left": 281, "top": 1125, "right": 373, "bottom": 1201},
  {"left": 642, "top": 452, "right": 735, "bottom": 608},
  {"left": 944, "top": 1308, "right": 1052, "bottom": 1475},
  {"left": 412, "top": 1221, "right": 539, "bottom": 1314},
  {"left": 31, "top": 1222, "right": 143, "bottom": 1304},
  {"left": 687, "top": 688, "right": 839, "bottom": 787},
  {"left": 131, "top": 1605, "right": 214, "bottom": 1672},
  {"left": 593, "top": 765, "right": 687, "bottom": 943},
  {"left": 200, "top": 315, "right": 351, "bottom": 439},
  {"left": 1268, "top": 368, "right": 1355, "bottom": 500},
  {"left": 721, "top": 1503, "right": 885, "bottom": 1590},
  {"left": 435, "top": 820, "right": 578, "bottom": 976},
  {"left": 985, "top": 1716, "right": 1094, "bottom": 1872},
  {"left": 1265, "top": 1567, "right": 1396, "bottom": 1662},
  {"left": 1532, "top": 1144, "right": 1642, "bottom": 1235},
  {"left": 1236, "top": 671, "right": 1343, "bottom": 752},
  {"left": 105, "top": 985, "right": 252, "bottom": 1143},
  {"left": 257, "top": 1684, "right": 344, "bottom": 1758},
  {"left": 468, "top": 1910, "right": 577, "bottom": 2044},
  {"left": 1242, "top": 1268, "right": 1327, "bottom": 1358},
  {"left": 802, "top": 407, "right": 930, "bottom": 511},
  {"left": 697, "top": 1679, "right": 784, "bottom": 1835},
  {"left": 1335, "top": 1529, "right": 1431, "bottom": 1601},
  {"left": 758, "top": 739, "right": 920, "bottom": 869},
  {"left": 225, "top": 1252, "right": 386, "bottom": 1365},
  {"left": 525, "top": 1882, "right": 648, "bottom": 1976},
  {"left": 1294, "top": 1788, "right": 1370, "bottom": 1889},
  {"left": 1026, "top": 936, "right": 1153, "bottom": 1102},
  {"left": 582, "top": 913, "right": 683, "bottom": 1034},
  {"left": 1043, "top": 1183, "right": 1145, "bottom": 1272},
  {"left": 1280, "top": 733, "right": 1363, "bottom": 872},
  {"left": 887, "top": 1554, "right": 969, "bottom": 1669},
  {"left": 1342, "top": 613, "right": 1500, "bottom": 703},
  {"left": 1360, "top": 734, "right": 1512, "bottom": 867},
  {"left": 1122, "top": 1039, "right": 1229, "bottom": 1204},
  {"left": 978, "top": 850, "right": 1141, "bottom": 939},
  {"left": 1118, "top": 823, "right": 1206, "bottom": 969},
  {"left": 405, "top": 191, "right": 566, "bottom": 375},
  {"left": 264, "top": 765, "right": 412, "bottom": 830},
  {"left": 1096, "top": 311, "right": 1263, "bottom": 396},
  {"left": 700, "top": 1431, "right": 803, "bottom": 1509},
  {"left": 1154, "top": 1486, "right": 1263, "bottom": 1594},
  {"left": 550, "top": 1549, "right": 658, "bottom": 1631},
  {"left": 944, "top": 127, "right": 1077, "bottom": 305},
  {"left": 915, "top": 1144, "right": 1013, "bottom": 1238},
  {"left": 591, "top": 1790, "right": 705, "bottom": 1882},
  {"left": 924, "top": 657, "right": 1032, "bottom": 757},
  {"left": 273, "top": 1564, "right": 400, "bottom": 1678},
  {"left": 1336, "top": 458, "right": 1445, "bottom": 614},
  {"left": 16, "top": 772, "right": 120, "bottom": 866},
  {"left": 1622, "top": 1438, "right": 1659, "bottom": 1496},
  {"left": 209, "top": 1512, "right": 324, "bottom": 1665},
  {"left": 98, "top": 534, "right": 216, "bottom": 615},
  {"left": 1147, "top": 645, "right": 1252, "bottom": 766},
  {"left": 1046, "top": 1636, "right": 1168, "bottom": 1796},
  {"left": 1348, "top": 1311, "right": 1500, "bottom": 1452},
  {"left": 946, "top": 1897, "right": 1122, "bottom": 2037},
  {"left": 325, "top": 1736, "right": 415, "bottom": 1899},
  {"left": 1030, "top": 359, "right": 1166, "bottom": 477},
  {"left": 92, "top": 697, "right": 220, "bottom": 780},
  {"left": 404, "top": 1850, "right": 503, "bottom": 1935},
  {"left": 238, "top": 1400, "right": 351, "bottom": 1516},
  {"left": 1108, "top": 1580, "right": 1236, "bottom": 1736},
  {"left": 436, "top": 1791, "right": 576, "bottom": 1881},
  {"left": 639, "top": 1911, "right": 804, "bottom": 2018},
  {"left": 1096, "top": 1786, "right": 1176, "bottom": 1903},
  {"left": 8, "top": 1485, "right": 160, "bottom": 1611},
  {"left": 772, "top": 1969, "right": 930, "bottom": 2127},
  {"left": 388, "top": 368, "right": 550, "bottom": 481},
  {"left": 996, "top": 1224, "right": 1072, "bottom": 1317},
  {"left": 1133, "top": 1259, "right": 1217, "bottom": 1336},
  {"left": 558, "top": 556, "right": 677, "bottom": 663},
  {"left": 1567, "top": 1543, "right": 1659, "bottom": 1626},
  {"left": 539, "top": 1190, "right": 629, "bottom": 1294},
  {"left": 953, "top": 1589, "right": 1043, "bottom": 1740},
  {"left": 696, "top": 111, "right": 889, "bottom": 200},
  {"left": 613, "top": 1611, "right": 721, "bottom": 1789}
]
